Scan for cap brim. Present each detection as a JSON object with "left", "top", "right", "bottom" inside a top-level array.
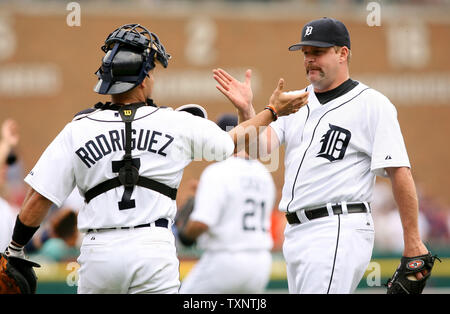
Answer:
[{"left": 288, "top": 41, "right": 335, "bottom": 51}]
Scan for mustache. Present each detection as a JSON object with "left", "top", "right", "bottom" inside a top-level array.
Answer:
[{"left": 306, "top": 65, "right": 323, "bottom": 73}]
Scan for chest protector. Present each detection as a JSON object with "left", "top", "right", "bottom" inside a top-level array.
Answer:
[{"left": 82, "top": 102, "right": 177, "bottom": 209}]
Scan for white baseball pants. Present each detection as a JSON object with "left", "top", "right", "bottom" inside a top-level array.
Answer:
[
  {"left": 179, "top": 250, "right": 272, "bottom": 294},
  {"left": 283, "top": 212, "right": 375, "bottom": 294},
  {"left": 77, "top": 226, "right": 180, "bottom": 294}
]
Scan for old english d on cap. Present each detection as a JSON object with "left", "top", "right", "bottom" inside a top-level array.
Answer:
[{"left": 289, "top": 17, "right": 351, "bottom": 51}]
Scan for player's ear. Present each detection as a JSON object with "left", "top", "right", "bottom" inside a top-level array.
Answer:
[
  {"left": 138, "top": 75, "right": 149, "bottom": 91},
  {"left": 338, "top": 46, "right": 349, "bottom": 63},
  {"left": 141, "top": 70, "right": 154, "bottom": 88}
]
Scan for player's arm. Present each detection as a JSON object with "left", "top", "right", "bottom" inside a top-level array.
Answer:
[
  {"left": 386, "top": 166, "right": 429, "bottom": 279},
  {"left": 214, "top": 69, "right": 306, "bottom": 155},
  {"left": 178, "top": 221, "right": 209, "bottom": 246},
  {"left": 175, "top": 197, "right": 209, "bottom": 246},
  {"left": 6, "top": 187, "right": 53, "bottom": 257},
  {"left": 177, "top": 165, "right": 224, "bottom": 246}
]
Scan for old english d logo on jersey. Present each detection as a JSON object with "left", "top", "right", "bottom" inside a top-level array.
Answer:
[{"left": 317, "top": 124, "right": 351, "bottom": 162}]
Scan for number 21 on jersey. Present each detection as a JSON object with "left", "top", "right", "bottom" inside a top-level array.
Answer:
[{"left": 242, "top": 198, "right": 268, "bottom": 232}]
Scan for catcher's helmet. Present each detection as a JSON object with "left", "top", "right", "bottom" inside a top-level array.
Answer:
[
  {"left": 0, "top": 253, "right": 40, "bottom": 294},
  {"left": 94, "top": 24, "right": 171, "bottom": 95}
]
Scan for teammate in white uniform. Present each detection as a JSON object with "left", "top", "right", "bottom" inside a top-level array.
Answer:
[
  {"left": 0, "top": 198, "right": 15, "bottom": 252},
  {"left": 179, "top": 114, "right": 276, "bottom": 294},
  {"left": 0, "top": 119, "right": 19, "bottom": 251},
  {"left": 213, "top": 17, "right": 429, "bottom": 294},
  {"left": 2, "top": 24, "right": 308, "bottom": 293}
]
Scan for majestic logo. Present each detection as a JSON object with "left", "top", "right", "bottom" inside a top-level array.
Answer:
[
  {"left": 305, "top": 26, "right": 313, "bottom": 36},
  {"left": 317, "top": 124, "right": 351, "bottom": 162}
]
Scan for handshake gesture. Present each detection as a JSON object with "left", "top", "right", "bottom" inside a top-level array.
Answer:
[{"left": 213, "top": 68, "right": 308, "bottom": 121}]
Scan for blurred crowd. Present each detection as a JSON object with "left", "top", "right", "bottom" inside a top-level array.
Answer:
[
  {"left": 1, "top": 117, "right": 449, "bottom": 263},
  {"left": 0, "top": 118, "right": 81, "bottom": 263},
  {"left": 372, "top": 179, "right": 450, "bottom": 254}
]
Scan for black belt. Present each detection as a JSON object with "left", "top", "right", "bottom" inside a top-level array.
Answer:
[
  {"left": 87, "top": 218, "right": 169, "bottom": 233},
  {"left": 286, "top": 203, "right": 369, "bottom": 225}
]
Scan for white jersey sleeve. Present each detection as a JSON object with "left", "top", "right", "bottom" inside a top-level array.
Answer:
[
  {"left": 178, "top": 112, "right": 234, "bottom": 162},
  {"left": 189, "top": 165, "right": 226, "bottom": 227},
  {"left": 24, "top": 124, "right": 76, "bottom": 207},
  {"left": 269, "top": 115, "right": 286, "bottom": 145},
  {"left": 367, "top": 91, "right": 411, "bottom": 177}
]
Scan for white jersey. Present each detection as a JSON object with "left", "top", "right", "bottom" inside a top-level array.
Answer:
[
  {"left": 25, "top": 106, "right": 234, "bottom": 232},
  {"left": 190, "top": 156, "right": 276, "bottom": 251},
  {"left": 270, "top": 82, "right": 410, "bottom": 212}
]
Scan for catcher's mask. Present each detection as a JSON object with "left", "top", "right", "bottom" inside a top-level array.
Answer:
[{"left": 94, "top": 23, "right": 171, "bottom": 95}]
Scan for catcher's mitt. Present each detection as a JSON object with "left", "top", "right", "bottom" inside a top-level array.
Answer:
[
  {"left": 0, "top": 253, "right": 41, "bottom": 294},
  {"left": 386, "top": 252, "right": 440, "bottom": 294}
]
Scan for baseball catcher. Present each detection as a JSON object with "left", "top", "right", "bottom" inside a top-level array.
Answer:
[
  {"left": 0, "top": 253, "right": 40, "bottom": 294},
  {"left": 386, "top": 252, "right": 440, "bottom": 294}
]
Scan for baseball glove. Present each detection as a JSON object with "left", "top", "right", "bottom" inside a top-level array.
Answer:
[
  {"left": 0, "top": 253, "right": 41, "bottom": 294},
  {"left": 386, "top": 252, "right": 440, "bottom": 294}
]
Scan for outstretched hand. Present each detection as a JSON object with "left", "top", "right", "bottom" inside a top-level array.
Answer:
[
  {"left": 213, "top": 68, "right": 253, "bottom": 114},
  {"left": 269, "top": 78, "right": 309, "bottom": 117}
]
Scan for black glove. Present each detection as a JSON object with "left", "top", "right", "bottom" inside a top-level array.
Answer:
[{"left": 386, "top": 252, "right": 440, "bottom": 294}]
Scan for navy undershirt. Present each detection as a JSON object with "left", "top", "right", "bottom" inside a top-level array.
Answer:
[{"left": 314, "top": 78, "right": 359, "bottom": 105}]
